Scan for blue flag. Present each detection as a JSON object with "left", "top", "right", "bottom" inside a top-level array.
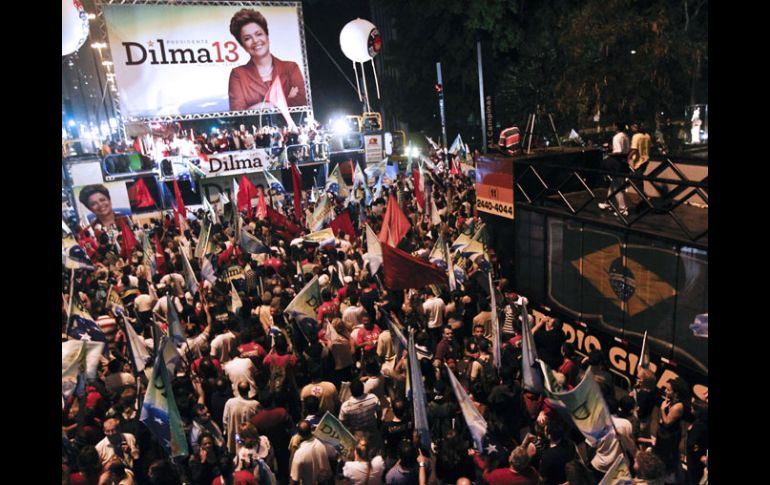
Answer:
[
  {"left": 449, "top": 134, "right": 464, "bottom": 155},
  {"left": 385, "top": 163, "right": 399, "bottom": 183},
  {"left": 140, "top": 232, "right": 157, "bottom": 277},
  {"left": 325, "top": 164, "right": 349, "bottom": 197},
  {"left": 68, "top": 295, "right": 108, "bottom": 349},
  {"left": 521, "top": 303, "right": 544, "bottom": 393},
  {"left": 373, "top": 171, "right": 386, "bottom": 201},
  {"left": 140, "top": 336, "right": 189, "bottom": 458},
  {"left": 690, "top": 313, "right": 708, "bottom": 338},
  {"left": 541, "top": 367, "right": 614, "bottom": 446},
  {"left": 179, "top": 249, "right": 200, "bottom": 295},
  {"left": 239, "top": 227, "right": 270, "bottom": 254},
  {"left": 385, "top": 313, "right": 407, "bottom": 352},
  {"left": 157, "top": 179, "right": 174, "bottom": 208},
  {"left": 445, "top": 364, "right": 489, "bottom": 453},
  {"left": 489, "top": 272, "right": 501, "bottom": 370},
  {"left": 166, "top": 296, "right": 186, "bottom": 346},
  {"left": 264, "top": 170, "right": 286, "bottom": 194},
  {"left": 408, "top": 329, "right": 432, "bottom": 453}
]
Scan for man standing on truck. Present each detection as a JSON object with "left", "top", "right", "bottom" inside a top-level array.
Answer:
[{"left": 598, "top": 122, "right": 630, "bottom": 217}]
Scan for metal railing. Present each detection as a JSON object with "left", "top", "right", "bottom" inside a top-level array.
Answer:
[{"left": 513, "top": 156, "right": 708, "bottom": 246}]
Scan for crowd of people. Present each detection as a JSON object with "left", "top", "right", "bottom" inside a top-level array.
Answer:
[
  {"left": 61, "top": 142, "right": 708, "bottom": 485},
  {"left": 97, "top": 121, "right": 329, "bottom": 166}
]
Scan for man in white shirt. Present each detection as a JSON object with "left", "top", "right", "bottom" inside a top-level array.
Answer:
[
  {"left": 290, "top": 421, "right": 332, "bottom": 485},
  {"left": 422, "top": 290, "right": 446, "bottom": 345},
  {"left": 598, "top": 122, "right": 630, "bottom": 217},
  {"left": 339, "top": 380, "right": 381, "bottom": 435},
  {"left": 152, "top": 292, "right": 184, "bottom": 323},
  {"left": 159, "top": 272, "right": 186, "bottom": 297},
  {"left": 223, "top": 356, "right": 259, "bottom": 398},
  {"left": 95, "top": 418, "right": 140, "bottom": 469},
  {"left": 342, "top": 294, "right": 367, "bottom": 331},
  {"left": 210, "top": 321, "right": 237, "bottom": 364},
  {"left": 222, "top": 382, "right": 260, "bottom": 453}
]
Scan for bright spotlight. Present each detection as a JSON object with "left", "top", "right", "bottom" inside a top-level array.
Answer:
[{"left": 333, "top": 119, "right": 350, "bottom": 134}]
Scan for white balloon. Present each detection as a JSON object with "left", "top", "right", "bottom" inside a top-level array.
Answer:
[
  {"left": 62, "top": 0, "right": 89, "bottom": 57},
  {"left": 339, "top": 18, "right": 381, "bottom": 63}
]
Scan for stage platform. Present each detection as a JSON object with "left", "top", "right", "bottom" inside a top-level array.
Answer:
[{"left": 537, "top": 191, "right": 708, "bottom": 248}]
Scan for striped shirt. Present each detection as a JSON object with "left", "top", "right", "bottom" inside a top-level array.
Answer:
[
  {"left": 339, "top": 394, "right": 381, "bottom": 433},
  {"left": 503, "top": 304, "right": 517, "bottom": 335}
]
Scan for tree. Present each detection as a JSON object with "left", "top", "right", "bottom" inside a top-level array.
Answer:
[{"left": 380, "top": 0, "right": 707, "bottom": 140}]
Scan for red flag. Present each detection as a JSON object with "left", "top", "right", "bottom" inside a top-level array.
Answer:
[
  {"left": 378, "top": 193, "right": 411, "bottom": 247},
  {"left": 450, "top": 156, "right": 460, "bottom": 175},
  {"left": 237, "top": 175, "right": 257, "bottom": 219},
  {"left": 256, "top": 187, "right": 268, "bottom": 220},
  {"left": 412, "top": 169, "right": 424, "bottom": 210},
  {"left": 329, "top": 210, "right": 356, "bottom": 238},
  {"left": 154, "top": 234, "right": 167, "bottom": 274},
  {"left": 132, "top": 137, "right": 144, "bottom": 155},
  {"left": 382, "top": 243, "right": 447, "bottom": 290},
  {"left": 267, "top": 206, "right": 303, "bottom": 239},
  {"left": 291, "top": 163, "right": 303, "bottom": 222},
  {"left": 128, "top": 178, "right": 155, "bottom": 209},
  {"left": 173, "top": 179, "right": 187, "bottom": 218},
  {"left": 119, "top": 218, "right": 138, "bottom": 259},
  {"left": 265, "top": 74, "right": 297, "bottom": 130}
]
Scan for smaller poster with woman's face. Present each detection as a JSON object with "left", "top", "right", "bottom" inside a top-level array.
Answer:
[{"left": 74, "top": 182, "right": 133, "bottom": 228}]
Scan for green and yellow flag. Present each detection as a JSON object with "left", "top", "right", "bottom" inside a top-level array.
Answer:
[
  {"left": 284, "top": 275, "right": 321, "bottom": 321},
  {"left": 313, "top": 411, "right": 356, "bottom": 455}
]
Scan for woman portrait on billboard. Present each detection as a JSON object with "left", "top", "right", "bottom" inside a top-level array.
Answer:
[
  {"left": 228, "top": 9, "right": 307, "bottom": 111},
  {"left": 78, "top": 184, "right": 131, "bottom": 231}
]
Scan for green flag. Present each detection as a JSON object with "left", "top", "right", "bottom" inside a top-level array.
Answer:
[
  {"left": 194, "top": 217, "right": 212, "bottom": 259},
  {"left": 313, "top": 411, "right": 356, "bottom": 454}
]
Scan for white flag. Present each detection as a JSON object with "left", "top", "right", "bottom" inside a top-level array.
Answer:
[
  {"left": 431, "top": 197, "right": 442, "bottom": 226},
  {"left": 365, "top": 224, "right": 383, "bottom": 275},
  {"left": 230, "top": 282, "right": 243, "bottom": 314}
]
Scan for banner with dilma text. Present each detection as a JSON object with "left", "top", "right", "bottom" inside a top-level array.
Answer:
[
  {"left": 101, "top": 2, "right": 312, "bottom": 119},
  {"left": 313, "top": 411, "right": 356, "bottom": 454}
]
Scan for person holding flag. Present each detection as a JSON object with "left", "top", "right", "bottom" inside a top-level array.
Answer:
[{"left": 141, "top": 336, "right": 189, "bottom": 459}]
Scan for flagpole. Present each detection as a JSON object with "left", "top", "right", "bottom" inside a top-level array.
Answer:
[{"left": 65, "top": 268, "right": 76, "bottom": 335}]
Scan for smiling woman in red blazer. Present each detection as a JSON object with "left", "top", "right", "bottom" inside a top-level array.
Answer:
[{"left": 228, "top": 9, "right": 307, "bottom": 111}]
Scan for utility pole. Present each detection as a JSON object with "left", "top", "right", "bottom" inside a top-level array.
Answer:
[
  {"left": 436, "top": 62, "right": 449, "bottom": 168},
  {"left": 477, "top": 41, "right": 487, "bottom": 153}
]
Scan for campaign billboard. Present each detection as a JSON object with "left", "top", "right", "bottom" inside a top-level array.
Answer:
[{"left": 101, "top": 1, "right": 312, "bottom": 120}]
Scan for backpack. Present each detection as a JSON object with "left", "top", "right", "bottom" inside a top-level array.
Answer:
[
  {"left": 477, "top": 357, "right": 499, "bottom": 395},
  {"left": 457, "top": 358, "right": 474, "bottom": 391},
  {"left": 254, "top": 457, "right": 277, "bottom": 485},
  {"left": 268, "top": 353, "right": 291, "bottom": 393}
]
